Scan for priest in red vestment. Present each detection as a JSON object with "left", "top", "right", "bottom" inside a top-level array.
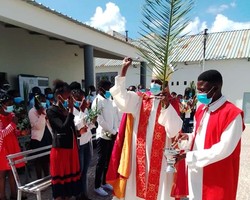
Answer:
[{"left": 107, "top": 57, "right": 182, "bottom": 200}]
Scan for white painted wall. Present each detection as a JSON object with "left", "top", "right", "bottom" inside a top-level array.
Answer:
[
  {"left": 1, "top": 12, "right": 249, "bottom": 113},
  {"left": 95, "top": 64, "right": 152, "bottom": 89},
  {"left": 0, "top": 23, "right": 84, "bottom": 89},
  {"left": 170, "top": 59, "right": 250, "bottom": 109},
  {"left": 94, "top": 58, "right": 250, "bottom": 111}
]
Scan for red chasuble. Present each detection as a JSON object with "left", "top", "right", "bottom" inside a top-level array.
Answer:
[{"left": 193, "top": 101, "right": 245, "bottom": 200}]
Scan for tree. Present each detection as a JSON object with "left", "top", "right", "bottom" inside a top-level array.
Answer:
[{"left": 138, "top": 0, "right": 194, "bottom": 89}]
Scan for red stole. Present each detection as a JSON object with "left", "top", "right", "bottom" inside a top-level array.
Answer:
[
  {"left": 193, "top": 101, "right": 245, "bottom": 200},
  {"left": 136, "top": 97, "right": 166, "bottom": 200},
  {"left": 106, "top": 113, "right": 127, "bottom": 181}
]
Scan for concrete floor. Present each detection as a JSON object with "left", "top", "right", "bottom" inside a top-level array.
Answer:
[{"left": 6, "top": 125, "right": 250, "bottom": 199}]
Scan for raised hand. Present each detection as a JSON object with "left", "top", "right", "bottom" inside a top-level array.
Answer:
[
  {"left": 80, "top": 98, "right": 90, "bottom": 112},
  {"left": 37, "top": 107, "right": 46, "bottom": 116},
  {"left": 12, "top": 116, "right": 18, "bottom": 125},
  {"left": 121, "top": 57, "right": 132, "bottom": 77},
  {"left": 68, "top": 95, "right": 74, "bottom": 113},
  {"left": 160, "top": 86, "right": 171, "bottom": 108}
]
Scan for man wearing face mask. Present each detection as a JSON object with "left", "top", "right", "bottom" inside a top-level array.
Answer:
[
  {"left": 175, "top": 70, "right": 245, "bottom": 200},
  {"left": 92, "top": 80, "right": 119, "bottom": 197},
  {"left": 106, "top": 57, "right": 182, "bottom": 200}
]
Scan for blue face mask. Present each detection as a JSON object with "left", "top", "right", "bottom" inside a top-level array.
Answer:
[
  {"left": 4, "top": 105, "right": 14, "bottom": 113},
  {"left": 47, "top": 94, "right": 53, "bottom": 99},
  {"left": 63, "top": 100, "right": 68, "bottom": 108},
  {"left": 74, "top": 101, "right": 80, "bottom": 108},
  {"left": 197, "top": 93, "right": 212, "bottom": 105},
  {"left": 46, "top": 99, "right": 51, "bottom": 107},
  {"left": 104, "top": 91, "right": 111, "bottom": 99},
  {"left": 140, "top": 89, "right": 146, "bottom": 93},
  {"left": 150, "top": 83, "right": 161, "bottom": 95},
  {"left": 197, "top": 86, "right": 214, "bottom": 105},
  {"left": 14, "top": 97, "right": 23, "bottom": 104},
  {"left": 41, "top": 102, "right": 47, "bottom": 109}
]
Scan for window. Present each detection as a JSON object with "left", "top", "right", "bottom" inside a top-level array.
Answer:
[
  {"left": 184, "top": 81, "right": 187, "bottom": 85},
  {"left": 176, "top": 81, "right": 179, "bottom": 86},
  {"left": 243, "top": 92, "right": 250, "bottom": 124},
  {"left": 96, "top": 72, "right": 118, "bottom": 86},
  {"left": 171, "top": 82, "right": 174, "bottom": 86}
]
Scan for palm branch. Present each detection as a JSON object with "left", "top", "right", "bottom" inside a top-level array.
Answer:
[{"left": 138, "top": 0, "right": 194, "bottom": 89}]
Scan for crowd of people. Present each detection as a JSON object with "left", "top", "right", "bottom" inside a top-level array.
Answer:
[{"left": 0, "top": 57, "right": 245, "bottom": 200}]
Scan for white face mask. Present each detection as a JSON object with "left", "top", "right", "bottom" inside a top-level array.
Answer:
[
  {"left": 4, "top": 105, "right": 14, "bottom": 113},
  {"left": 150, "top": 83, "right": 161, "bottom": 95}
]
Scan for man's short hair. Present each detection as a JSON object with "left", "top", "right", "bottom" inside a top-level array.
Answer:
[
  {"left": 198, "top": 70, "right": 223, "bottom": 85},
  {"left": 98, "top": 80, "right": 111, "bottom": 90},
  {"left": 69, "top": 81, "right": 81, "bottom": 90}
]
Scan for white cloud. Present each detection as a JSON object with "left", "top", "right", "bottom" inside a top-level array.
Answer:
[
  {"left": 207, "top": 2, "right": 236, "bottom": 15},
  {"left": 184, "top": 14, "right": 250, "bottom": 35},
  {"left": 211, "top": 14, "right": 250, "bottom": 32},
  {"left": 87, "top": 2, "right": 126, "bottom": 33},
  {"left": 182, "top": 17, "right": 207, "bottom": 35},
  {"left": 230, "top": 2, "right": 236, "bottom": 7}
]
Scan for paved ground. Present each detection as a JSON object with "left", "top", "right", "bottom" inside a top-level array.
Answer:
[
  {"left": 236, "top": 124, "right": 250, "bottom": 200},
  {"left": 6, "top": 125, "right": 250, "bottom": 199}
]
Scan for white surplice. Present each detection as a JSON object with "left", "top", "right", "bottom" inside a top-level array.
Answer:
[
  {"left": 110, "top": 76, "right": 183, "bottom": 200},
  {"left": 185, "top": 96, "right": 243, "bottom": 200}
]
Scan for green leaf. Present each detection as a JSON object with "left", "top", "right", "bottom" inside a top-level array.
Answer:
[{"left": 138, "top": 0, "right": 194, "bottom": 89}]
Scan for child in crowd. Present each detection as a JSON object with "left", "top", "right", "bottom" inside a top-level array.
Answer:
[
  {"left": 29, "top": 94, "right": 52, "bottom": 179},
  {"left": 0, "top": 93, "right": 25, "bottom": 200}
]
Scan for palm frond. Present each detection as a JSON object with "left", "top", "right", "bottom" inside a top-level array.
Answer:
[{"left": 138, "top": 0, "right": 194, "bottom": 88}]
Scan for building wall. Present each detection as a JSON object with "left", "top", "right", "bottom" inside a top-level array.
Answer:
[
  {"left": 95, "top": 64, "right": 152, "bottom": 89},
  {"left": 1, "top": 20, "right": 249, "bottom": 113},
  {"left": 0, "top": 23, "right": 84, "bottom": 89},
  {"left": 170, "top": 59, "right": 250, "bottom": 109},
  {"left": 93, "top": 58, "right": 250, "bottom": 111}
]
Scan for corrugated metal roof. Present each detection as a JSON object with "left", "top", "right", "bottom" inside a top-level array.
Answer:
[
  {"left": 95, "top": 58, "right": 140, "bottom": 68},
  {"left": 95, "top": 29, "right": 250, "bottom": 67},
  {"left": 174, "top": 29, "right": 250, "bottom": 62}
]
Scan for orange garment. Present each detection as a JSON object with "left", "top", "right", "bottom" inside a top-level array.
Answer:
[{"left": 106, "top": 113, "right": 134, "bottom": 198}]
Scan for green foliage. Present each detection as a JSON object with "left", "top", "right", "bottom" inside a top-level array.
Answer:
[
  {"left": 86, "top": 106, "right": 102, "bottom": 123},
  {"left": 14, "top": 102, "right": 30, "bottom": 131},
  {"left": 138, "top": 0, "right": 194, "bottom": 88}
]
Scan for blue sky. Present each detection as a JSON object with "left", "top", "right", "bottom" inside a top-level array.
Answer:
[{"left": 35, "top": 0, "right": 250, "bottom": 39}]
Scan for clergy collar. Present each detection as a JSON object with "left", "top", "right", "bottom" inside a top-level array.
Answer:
[{"left": 206, "top": 95, "right": 227, "bottom": 112}]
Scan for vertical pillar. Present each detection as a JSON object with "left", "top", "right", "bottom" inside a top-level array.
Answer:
[
  {"left": 140, "top": 61, "right": 147, "bottom": 89},
  {"left": 84, "top": 45, "right": 94, "bottom": 90}
]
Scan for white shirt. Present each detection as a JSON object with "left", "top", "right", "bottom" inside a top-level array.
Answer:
[
  {"left": 73, "top": 107, "right": 92, "bottom": 146},
  {"left": 91, "top": 94, "right": 118, "bottom": 140}
]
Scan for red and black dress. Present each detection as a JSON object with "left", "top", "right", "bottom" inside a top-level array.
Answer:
[
  {"left": 0, "top": 113, "right": 24, "bottom": 171},
  {"left": 46, "top": 105, "right": 81, "bottom": 199}
]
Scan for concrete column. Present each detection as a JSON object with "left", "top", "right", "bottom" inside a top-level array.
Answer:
[
  {"left": 140, "top": 61, "right": 147, "bottom": 88},
  {"left": 84, "top": 45, "right": 94, "bottom": 90}
]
